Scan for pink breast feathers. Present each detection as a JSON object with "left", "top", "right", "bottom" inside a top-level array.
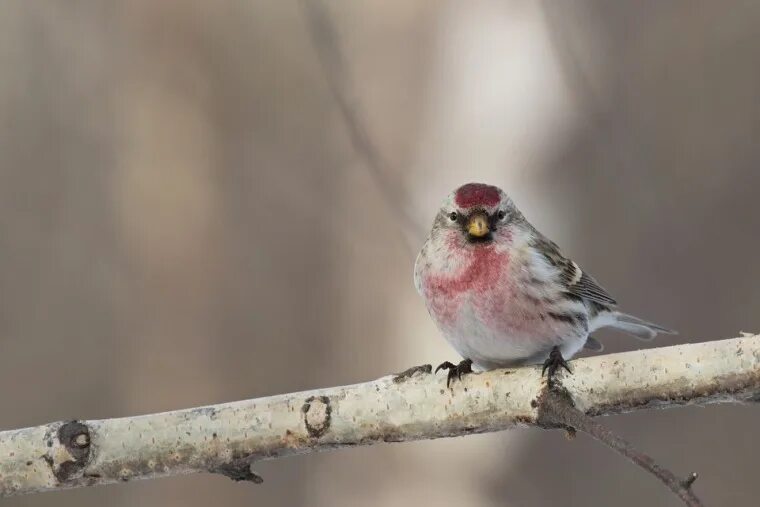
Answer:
[
  {"left": 454, "top": 183, "right": 501, "bottom": 209},
  {"left": 423, "top": 245, "right": 510, "bottom": 327}
]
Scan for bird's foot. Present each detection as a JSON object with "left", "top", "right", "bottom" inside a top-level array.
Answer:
[
  {"left": 435, "top": 359, "right": 473, "bottom": 388},
  {"left": 393, "top": 364, "right": 432, "bottom": 383},
  {"left": 542, "top": 346, "right": 572, "bottom": 384}
]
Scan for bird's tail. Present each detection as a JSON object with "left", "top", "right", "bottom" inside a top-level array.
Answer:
[{"left": 608, "top": 312, "right": 677, "bottom": 341}]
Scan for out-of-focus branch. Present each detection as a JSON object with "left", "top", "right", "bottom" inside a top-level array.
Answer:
[
  {"left": 299, "top": 0, "right": 426, "bottom": 252},
  {"left": 2, "top": 335, "right": 758, "bottom": 501}
]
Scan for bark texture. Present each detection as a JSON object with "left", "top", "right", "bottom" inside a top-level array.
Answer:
[{"left": 1, "top": 335, "right": 758, "bottom": 497}]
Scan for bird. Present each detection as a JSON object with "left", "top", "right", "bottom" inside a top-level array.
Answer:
[{"left": 413, "top": 182, "right": 675, "bottom": 387}]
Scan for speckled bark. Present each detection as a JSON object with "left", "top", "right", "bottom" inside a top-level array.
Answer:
[{"left": 1, "top": 335, "right": 759, "bottom": 497}]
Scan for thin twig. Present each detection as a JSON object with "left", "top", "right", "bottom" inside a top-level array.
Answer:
[
  {"left": 299, "top": 0, "right": 425, "bottom": 253},
  {"left": 539, "top": 388, "right": 704, "bottom": 507}
]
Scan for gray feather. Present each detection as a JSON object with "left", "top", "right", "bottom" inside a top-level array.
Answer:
[
  {"left": 611, "top": 313, "right": 677, "bottom": 341},
  {"left": 584, "top": 336, "right": 604, "bottom": 351}
]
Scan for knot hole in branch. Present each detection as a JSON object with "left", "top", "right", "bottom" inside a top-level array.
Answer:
[
  {"left": 43, "top": 421, "right": 92, "bottom": 482},
  {"left": 302, "top": 395, "right": 332, "bottom": 438}
]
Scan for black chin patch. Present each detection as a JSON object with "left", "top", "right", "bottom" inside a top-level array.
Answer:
[{"left": 467, "top": 232, "right": 493, "bottom": 243}]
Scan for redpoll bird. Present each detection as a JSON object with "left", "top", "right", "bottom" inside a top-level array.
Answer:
[{"left": 414, "top": 183, "right": 674, "bottom": 386}]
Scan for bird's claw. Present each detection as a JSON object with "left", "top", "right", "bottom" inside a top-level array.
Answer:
[
  {"left": 393, "top": 364, "right": 432, "bottom": 383},
  {"left": 435, "top": 359, "right": 473, "bottom": 388},
  {"left": 542, "top": 346, "right": 572, "bottom": 383}
]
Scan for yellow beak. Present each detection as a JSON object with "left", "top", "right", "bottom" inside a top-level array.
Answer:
[{"left": 467, "top": 214, "right": 490, "bottom": 237}]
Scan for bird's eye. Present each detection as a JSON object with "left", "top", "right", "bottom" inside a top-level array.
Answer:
[
  {"left": 448, "top": 212, "right": 458, "bottom": 221},
  {"left": 497, "top": 210, "right": 506, "bottom": 220}
]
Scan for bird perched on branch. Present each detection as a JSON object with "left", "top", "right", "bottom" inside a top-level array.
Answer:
[{"left": 414, "top": 183, "right": 674, "bottom": 387}]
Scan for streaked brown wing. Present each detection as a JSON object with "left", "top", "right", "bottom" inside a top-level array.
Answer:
[{"left": 530, "top": 231, "right": 618, "bottom": 307}]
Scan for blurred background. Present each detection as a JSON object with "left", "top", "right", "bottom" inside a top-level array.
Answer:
[{"left": 1, "top": 1, "right": 759, "bottom": 506}]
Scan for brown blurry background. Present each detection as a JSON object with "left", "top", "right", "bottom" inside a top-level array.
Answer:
[{"left": 1, "top": 1, "right": 759, "bottom": 506}]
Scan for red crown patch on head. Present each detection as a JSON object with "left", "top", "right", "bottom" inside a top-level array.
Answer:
[{"left": 454, "top": 183, "right": 501, "bottom": 208}]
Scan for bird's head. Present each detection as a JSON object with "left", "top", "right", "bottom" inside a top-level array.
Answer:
[{"left": 431, "top": 183, "right": 521, "bottom": 246}]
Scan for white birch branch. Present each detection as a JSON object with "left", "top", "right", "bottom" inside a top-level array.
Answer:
[{"left": 1, "top": 335, "right": 759, "bottom": 498}]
